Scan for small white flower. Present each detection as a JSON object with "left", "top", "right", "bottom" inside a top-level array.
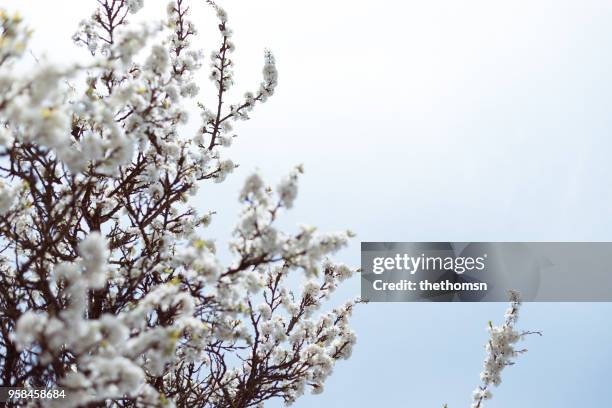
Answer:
[
  {"left": 79, "top": 232, "right": 109, "bottom": 289},
  {"left": 126, "top": 0, "right": 144, "bottom": 13},
  {"left": 11, "top": 312, "right": 48, "bottom": 350}
]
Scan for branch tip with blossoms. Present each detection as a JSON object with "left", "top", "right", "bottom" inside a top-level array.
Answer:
[
  {"left": 440, "top": 291, "right": 540, "bottom": 408},
  {"left": 470, "top": 290, "right": 541, "bottom": 408}
]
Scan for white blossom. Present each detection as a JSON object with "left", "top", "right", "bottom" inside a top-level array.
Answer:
[
  {"left": 11, "top": 311, "right": 48, "bottom": 350},
  {"left": 78, "top": 232, "right": 109, "bottom": 289},
  {"left": 0, "top": 180, "right": 18, "bottom": 215},
  {"left": 126, "top": 0, "right": 144, "bottom": 14}
]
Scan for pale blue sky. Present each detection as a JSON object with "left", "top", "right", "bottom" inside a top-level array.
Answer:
[{"left": 12, "top": 0, "right": 612, "bottom": 406}]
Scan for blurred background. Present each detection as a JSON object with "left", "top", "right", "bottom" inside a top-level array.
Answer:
[{"left": 10, "top": 0, "right": 612, "bottom": 406}]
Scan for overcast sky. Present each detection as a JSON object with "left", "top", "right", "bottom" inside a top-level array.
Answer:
[{"left": 8, "top": 0, "right": 612, "bottom": 406}]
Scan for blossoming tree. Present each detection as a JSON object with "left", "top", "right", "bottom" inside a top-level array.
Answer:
[
  {"left": 0, "top": 2, "right": 538, "bottom": 408},
  {"left": 0, "top": 1, "right": 360, "bottom": 406}
]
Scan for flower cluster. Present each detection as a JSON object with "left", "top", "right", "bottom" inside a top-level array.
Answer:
[
  {"left": 471, "top": 290, "right": 539, "bottom": 408},
  {"left": 0, "top": 179, "right": 21, "bottom": 215},
  {"left": 0, "top": 1, "right": 358, "bottom": 407},
  {"left": 0, "top": 10, "right": 29, "bottom": 65}
]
